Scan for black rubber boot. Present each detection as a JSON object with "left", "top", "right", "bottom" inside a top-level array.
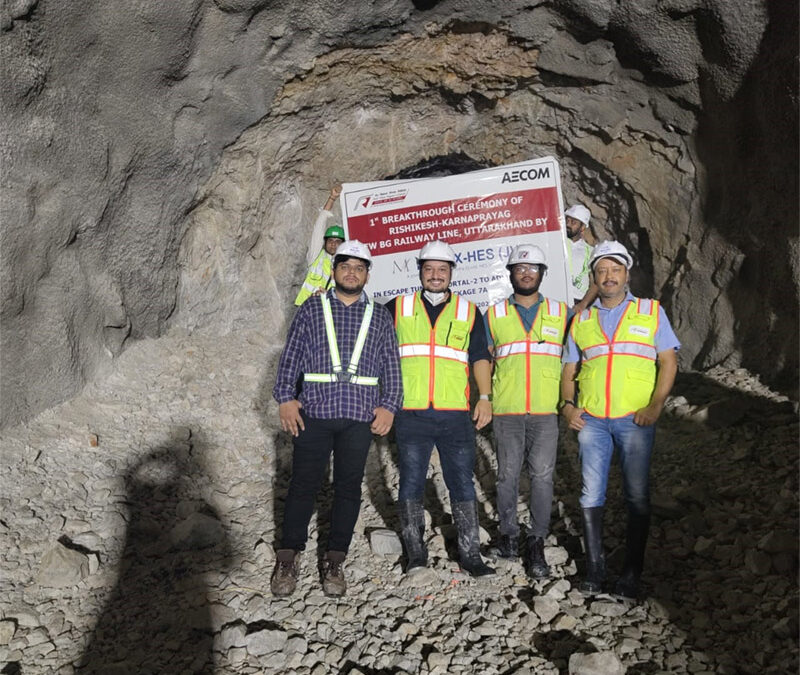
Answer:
[
  {"left": 579, "top": 507, "right": 605, "bottom": 594},
  {"left": 452, "top": 501, "right": 495, "bottom": 577},
  {"left": 614, "top": 513, "right": 650, "bottom": 599},
  {"left": 397, "top": 500, "right": 428, "bottom": 571},
  {"left": 493, "top": 534, "right": 519, "bottom": 560},
  {"left": 525, "top": 535, "right": 551, "bottom": 579}
]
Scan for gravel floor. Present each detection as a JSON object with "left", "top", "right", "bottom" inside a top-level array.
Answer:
[{"left": 1, "top": 323, "right": 797, "bottom": 674}]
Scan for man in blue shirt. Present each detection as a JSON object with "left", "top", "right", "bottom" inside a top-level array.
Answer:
[
  {"left": 561, "top": 241, "right": 679, "bottom": 599},
  {"left": 272, "top": 240, "right": 403, "bottom": 597}
]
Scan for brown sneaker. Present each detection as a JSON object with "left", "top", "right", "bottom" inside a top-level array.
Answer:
[
  {"left": 270, "top": 549, "right": 299, "bottom": 597},
  {"left": 321, "top": 550, "right": 347, "bottom": 597}
]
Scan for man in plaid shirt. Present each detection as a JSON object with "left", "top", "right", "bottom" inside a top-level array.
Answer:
[{"left": 271, "top": 240, "right": 402, "bottom": 597}]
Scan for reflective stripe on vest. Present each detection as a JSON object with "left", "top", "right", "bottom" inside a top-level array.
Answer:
[
  {"left": 294, "top": 250, "right": 333, "bottom": 306},
  {"left": 572, "top": 297, "right": 659, "bottom": 418},
  {"left": 303, "top": 295, "right": 378, "bottom": 386},
  {"left": 488, "top": 297, "right": 567, "bottom": 415},
  {"left": 395, "top": 292, "right": 475, "bottom": 410}
]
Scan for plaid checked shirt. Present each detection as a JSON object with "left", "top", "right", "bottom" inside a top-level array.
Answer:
[{"left": 273, "top": 290, "right": 403, "bottom": 421}]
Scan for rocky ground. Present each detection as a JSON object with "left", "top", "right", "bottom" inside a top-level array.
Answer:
[{"left": 1, "top": 321, "right": 797, "bottom": 675}]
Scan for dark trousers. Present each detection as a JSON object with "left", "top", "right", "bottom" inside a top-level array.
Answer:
[
  {"left": 280, "top": 414, "right": 373, "bottom": 553},
  {"left": 395, "top": 409, "right": 477, "bottom": 503}
]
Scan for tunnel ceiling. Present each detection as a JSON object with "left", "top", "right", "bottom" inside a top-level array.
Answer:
[{"left": 2, "top": 0, "right": 797, "bottom": 427}]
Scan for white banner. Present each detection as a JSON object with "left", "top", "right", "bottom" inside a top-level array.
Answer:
[{"left": 340, "top": 157, "right": 569, "bottom": 309}]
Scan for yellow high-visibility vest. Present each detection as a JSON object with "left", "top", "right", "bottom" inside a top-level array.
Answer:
[
  {"left": 572, "top": 298, "right": 660, "bottom": 418},
  {"left": 394, "top": 292, "right": 476, "bottom": 410},
  {"left": 294, "top": 249, "right": 332, "bottom": 306},
  {"left": 487, "top": 297, "right": 567, "bottom": 415}
]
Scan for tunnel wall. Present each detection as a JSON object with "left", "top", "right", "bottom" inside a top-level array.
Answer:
[{"left": 1, "top": 0, "right": 797, "bottom": 427}]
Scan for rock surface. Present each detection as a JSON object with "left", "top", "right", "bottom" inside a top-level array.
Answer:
[
  {"left": 2, "top": 1, "right": 797, "bottom": 428},
  {"left": 0, "top": 319, "right": 796, "bottom": 673}
]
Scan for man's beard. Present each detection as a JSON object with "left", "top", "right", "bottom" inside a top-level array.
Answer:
[
  {"left": 336, "top": 280, "right": 365, "bottom": 296},
  {"left": 511, "top": 279, "right": 540, "bottom": 296}
]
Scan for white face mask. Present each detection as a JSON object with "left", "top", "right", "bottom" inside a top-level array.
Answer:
[{"left": 423, "top": 290, "right": 448, "bottom": 306}]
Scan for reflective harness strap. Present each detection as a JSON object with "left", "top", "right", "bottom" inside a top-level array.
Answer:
[{"left": 304, "top": 295, "right": 378, "bottom": 386}]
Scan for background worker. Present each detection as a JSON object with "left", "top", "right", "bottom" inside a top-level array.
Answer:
[
  {"left": 294, "top": 185, "right": 345, "bottom": 306},
  {"left": 385, "top": 240, "right": 495, "bottom": 577},
  {"left": 561, "top": 241, "right": 679, "bottom": 599},
  {"left": 272, "top": 240, "right": 402, "bottom": 597},
  {"left": 485, "top": 244, "right": 567, "bottom": 579},
  {"left": 564, "top": 204, "right": 598, "bottom": 313}
]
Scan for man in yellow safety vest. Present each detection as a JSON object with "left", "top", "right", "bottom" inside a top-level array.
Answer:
[
  {"left": 561, "top": 241, "right": 679, "bottom": 599},
  {"left": 294, "top": 186, "right": 345, "bottom": 306},
  {"left": 485, "top": 244, "right": 567, "bottom": 578},
  {"left": 385, "top": 240, "right": 495, "bottom": 578}
]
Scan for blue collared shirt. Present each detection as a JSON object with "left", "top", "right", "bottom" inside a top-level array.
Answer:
[
  {"left": 563, "top": 291, "right": 680, "bottom": 363},
  {"left": 273, "top": 289, "right": 403, "bottom": 421}
]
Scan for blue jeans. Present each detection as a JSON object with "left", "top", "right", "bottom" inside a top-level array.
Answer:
[
  {"left": 395, "top": 409, "right": 476, "bottom": 503},
  {"left": 577, "top": 414, "right": 655, "bottom": 516}
]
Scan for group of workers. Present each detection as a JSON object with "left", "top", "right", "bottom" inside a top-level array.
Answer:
[{"left": 272, "top": 187, "right": 679, "bottom": 602}]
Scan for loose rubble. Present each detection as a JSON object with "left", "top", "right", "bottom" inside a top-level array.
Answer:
[{"left": 0, "top": 324, "right": 797, "bottom": 674}]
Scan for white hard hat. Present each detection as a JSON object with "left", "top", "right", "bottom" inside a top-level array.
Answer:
[
  {"left": 590, "top": 241, "right": 633, "bottom": 270},
  {"left": 506, "top": 244, "right": 547, "bottom": 269},
  {"left": 334, "top": 239, "right": 373, "bottom": 268},
  {"left": 417, "top": 240, "right": 457, "bottom": 267},
  {"left": 564, "top": 204, "right": 591, "bottom": 227}
]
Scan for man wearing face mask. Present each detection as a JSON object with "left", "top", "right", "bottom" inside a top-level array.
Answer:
[
  {"left": 561, "top": 241, "right": 679, "bottom": 599},
  {"left": 385, "top": 240, "right": 495, "bottom": 578},
  {"left": 272, "top": 240, "right": 403, "bottom": 598},
  {"left": 484, "top": 245, "right": 567, "bottom": 579}
]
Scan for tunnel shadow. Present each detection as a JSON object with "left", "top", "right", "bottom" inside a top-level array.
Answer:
[
  {"left": 76, "top": 430, "right": 231, "bottom": 674},
  {"left": 254, "top": 343, "right": 295, "bottom": 557}
]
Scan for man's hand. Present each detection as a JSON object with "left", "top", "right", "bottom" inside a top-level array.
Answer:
[
  {"left": 371, "top": 407, "right": 394, "bottom": 436},
  {"left": 473, "top": 399, "right": 492, "bottom": 430},
  {"left": 564, "top": 404, "right": 587, "bottom": 431},
  {"left": 634, "top": 401, "right": 664, "bottom": 426},
  {"left": 324, "top": 185, "right": 342, "bottom": 210},
  {"left": 635, "top": 349, "right": 677, "bottom": 426},
  {"left": 279, "top": 400, "right": 305, "bottom": 437}
]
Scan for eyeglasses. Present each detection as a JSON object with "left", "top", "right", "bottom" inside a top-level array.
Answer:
[
  {"left": 512, "top": 264, "right": 542, "bottom": 274},
  {"left": 336, "top": 262, "right": 367, "bottom": 274}
]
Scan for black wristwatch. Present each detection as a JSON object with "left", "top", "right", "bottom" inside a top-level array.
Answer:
[{"left": 558, "top": 399, "right": 577, "bottom": 414}]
